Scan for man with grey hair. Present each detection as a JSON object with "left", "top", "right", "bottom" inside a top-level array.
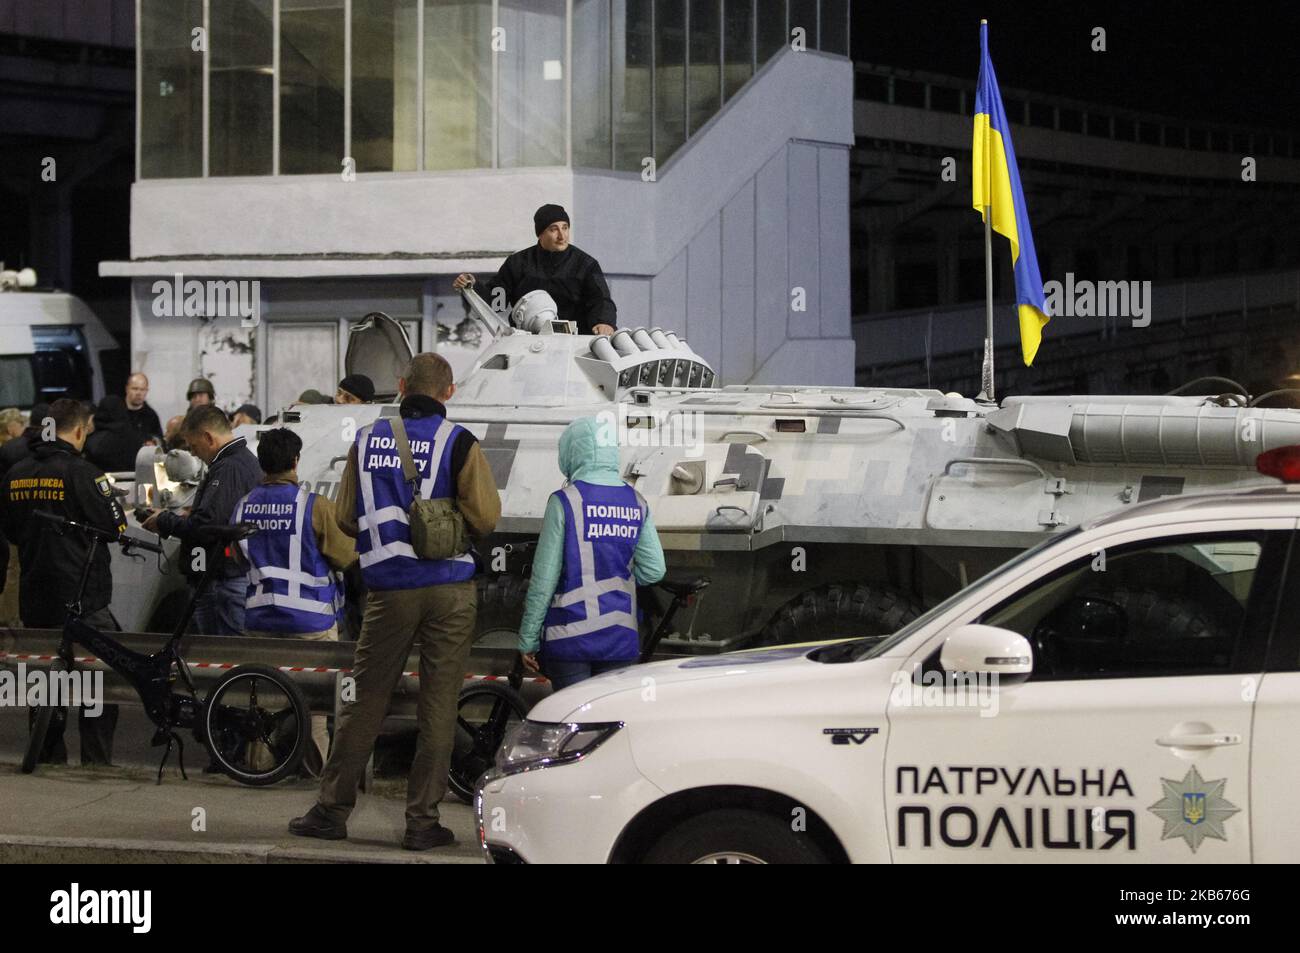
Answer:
[{"left": 290, "top": 351, "right": 501, "bottom": 851}]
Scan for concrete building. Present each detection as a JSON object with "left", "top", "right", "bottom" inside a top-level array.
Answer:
[{"left": 100, "top": 0, "right": 854, "bottom": 422}]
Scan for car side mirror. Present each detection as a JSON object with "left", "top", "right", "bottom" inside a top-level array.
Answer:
[{"left": 940, "top": 624, "right": 1034, "bottom": 678}]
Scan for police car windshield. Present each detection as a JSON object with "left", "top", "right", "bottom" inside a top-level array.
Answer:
[{"left": 847, "top": 526, "right": 1083, "bottom": 662}]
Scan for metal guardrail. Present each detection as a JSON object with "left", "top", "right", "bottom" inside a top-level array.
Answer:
[
  {"left": 852, "top": 269, "right": 1300, "bottom": 371},
  {"left": 0, "top": 628, "right": 551, "bottom": 721}
]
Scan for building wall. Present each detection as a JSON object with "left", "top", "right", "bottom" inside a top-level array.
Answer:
[{"left": 120, "top": 48, "right": 858, "bottom": 406}]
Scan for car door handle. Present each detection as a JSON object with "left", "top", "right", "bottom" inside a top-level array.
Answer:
[{"left": 1155, "top": 732, "right": 1242, "bottom": 749}]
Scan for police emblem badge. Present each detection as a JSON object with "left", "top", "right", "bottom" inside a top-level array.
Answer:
[{"left": 1147, "top": 765, "right": 1239, "bottom": 853}]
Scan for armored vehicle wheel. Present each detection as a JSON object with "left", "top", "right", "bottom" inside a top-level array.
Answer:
[
  {"left": 756, "top": 582, "right": 922, "bottom": 647},
  {"left": 475, "top": 573, "right": 528, "bottom": 650},
  {"left": 1035, "top": 585, "right": 1238, "bottom": 677}
]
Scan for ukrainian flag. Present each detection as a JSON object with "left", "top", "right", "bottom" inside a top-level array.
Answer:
[{"left": 972, "top": 20, "right": 1050, "bottom": 366}]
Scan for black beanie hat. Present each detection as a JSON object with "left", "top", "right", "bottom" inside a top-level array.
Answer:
[
  {"left": 338, "top": 374, "right": 375, "bottom": 402},
  {"left": 534, "top": 203, "right": 570, "bottom": 236}
]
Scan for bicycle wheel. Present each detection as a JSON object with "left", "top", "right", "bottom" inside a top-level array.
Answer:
[
  {"left": 448, "top": 680, "right": 530, "bottom": 803},
  {"left": 21, "top": 658, "right": 69, "bottom": 774},
  {"left": 202, "top": 664, "right": 309, "bottom": 786}
]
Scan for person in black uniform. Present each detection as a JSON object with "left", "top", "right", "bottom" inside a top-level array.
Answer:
[
  {"left": 124, "top": 373, "right": 164, "bottom": 444},
  {"left": 453, "top": 204, "right": 617, "bottom": 335},
  {"left": 1, "top": 398, "right": 123, "bottom": 764}
]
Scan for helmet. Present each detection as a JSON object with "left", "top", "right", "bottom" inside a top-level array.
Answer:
[
  {"left": 186, "top": 377, "right": 215, "bottom": 399},
  {"left": 509, "top": 290, "right": 559, "bottom": 333}
]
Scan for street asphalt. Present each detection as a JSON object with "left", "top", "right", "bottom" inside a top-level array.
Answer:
[{"left": 0, "top": 706, "right": 483, "bottom": 864}]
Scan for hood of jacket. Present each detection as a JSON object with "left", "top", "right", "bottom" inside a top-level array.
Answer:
[{"left": 558, "top": 416, "right": 621, "bottom": 484}]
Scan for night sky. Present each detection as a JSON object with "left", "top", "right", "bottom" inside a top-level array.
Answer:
[{"left": 852, "top": 0, "right": 1300, "bottom": 130}]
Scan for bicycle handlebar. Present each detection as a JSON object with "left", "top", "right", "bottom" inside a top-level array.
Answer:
[{"left": 34, "top": 510, "right": 166, "bottom": 555}]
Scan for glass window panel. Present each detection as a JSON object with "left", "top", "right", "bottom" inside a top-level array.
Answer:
[
  {"left": 424, "top": 0, "right": 493, "bottom": 170},
  {"left": 573, "top": 0, "right": 612, "bottom": 167},
  {"left": 892, "top": 77, "right": 923, "bottom": 108},
  {"left": 655, "top": 0, "right": 686, "bottom": 162},
  {"left": 498, "top": 0, "right": 566, "bottom": 167},
  {"left": 352, "top": 0, "right": 418, "bottom": 172},
  {"left": 788, "top": 0, "right": 816, "bottom": 48},
  {"left": 210, "top": 0, "right": 274, "bottom": 176},
  {"left": 855, "top": 70, "right": 887, "bottom": 102},
  {"left": 687, "top": 0, "right": 721, "bottom": 135},
  {"left": 612, "top": 0, "right": 653, "bottom": 172},
  {"left": 929, "top": 85, "right": 960, "bottom": 114},
  {"left": 140, "top": 0, "right": 204, "bottom": 178},
  {"left": 818, "top": 0, "right": 847, "bottom": 55},
  {"left": 722, "top": 0, "right": 753, "bottom": 102},
  {"left": 280, "top": 0, "right": 345, "bottom": 174},
  {"left": 756, "top": 0, "right": 786, "bottom": 62}
]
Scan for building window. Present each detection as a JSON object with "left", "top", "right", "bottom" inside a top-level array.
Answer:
[
  {"left": 819, "top": 0, "right": 849, "bottom": 55},
  {"left": 655, "top": 0, "right": 687, "bottom": 163},
  {"left": 573, "top": 0, "right": 613, "bottom": 167},
  {"left": 757, "top": 0, "right": 787, "bottom": 60},
  {"left": 209, "top": 0, "right": 275, "bottom": 176},
  {"left": 788, "top": 0, "right": 817, "bottom": 48},
  {"left": 424, "top": 0, "right": 492, "bottom": 170},
  {"left": 722, "top": 0, "right": 755, "bottom": 102},
  {"left": 613, "top": 0, "right": 654, "bottom": 172},
  {"left": 280, "top": 0, "right": 346, "bottom": 174},
  {"left": 497, "top": 0, "right": 567, "bottom": 168},
  {"left": 352, "top": 0, "right": 419, "bottom": 172},
  {"left": 140, "top": 0, "right": 204, "bottom": 179},
  {"left": 687, "top": 1, "right": 722, "bottom": 136}
]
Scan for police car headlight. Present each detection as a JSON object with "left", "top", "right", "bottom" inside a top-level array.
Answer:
[{"left": 494, "top": 720, "right": 623, "bottom": 776}]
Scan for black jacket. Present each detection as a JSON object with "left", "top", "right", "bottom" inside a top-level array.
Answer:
[
  {"left": 85, "top": 396, "right": 146, "bottom": 473},
  {"left": 0, "top": 430, "right": 36, "bottom": 480},
  {"left": 483, "top": 244, "right": 616, "bottom": 334},
  {"left": 1, "top": 438, "right": 127, "bottom": 626},
  {"left": 126, "top": 402, "right": 164, "bottom": 443},
  {"left": 157, "top": 436, "right": 262, "bottom": 581}
]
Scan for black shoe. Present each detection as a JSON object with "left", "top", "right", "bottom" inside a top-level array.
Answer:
[
  {"left": 289, "top": 806, "right": 348, "bottom": 841},
  {"left": 401, "top": 824, "right": 455, "bottom": 851}
]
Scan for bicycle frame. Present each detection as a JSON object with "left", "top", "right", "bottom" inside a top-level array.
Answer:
[{"left": 55, "top": 530, "right": 208, "bottom": 733}]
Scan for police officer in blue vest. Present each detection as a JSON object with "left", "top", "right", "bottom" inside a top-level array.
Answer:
[
  {"left": 290, "top": 352, "right": 501, "bottom": 851},
  {"left": 517, "top": 415, "right": 665, "bottom": 690},
  {"left": 232, "top": 427, "right": 357, "bottom": 772}
]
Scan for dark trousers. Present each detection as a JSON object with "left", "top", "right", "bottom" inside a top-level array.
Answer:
[
  {"left": 316, "top": 582, "right": 476, "bottom": 831},
  {"left": 29, "top": 606, "right": 120, "bottom": 766},
  {"left": 542, "top": 657, "right": 637, "bottom": 692}
]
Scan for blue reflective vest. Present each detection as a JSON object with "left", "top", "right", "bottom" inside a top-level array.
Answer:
[
  {"left": 354, "top": 414, "right": 477, "bottom": 591},
  {"left": 542, "top": 481, "right": 647, "bottom": 662},
  {"left": 234, "top": 483, "right": 339, "bottom": 634}
]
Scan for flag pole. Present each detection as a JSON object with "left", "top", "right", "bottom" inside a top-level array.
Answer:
[
  {"left": 980, "top": 203, "right": 995, "bottom": 402},
  {"left": 977, "top": 18, "right": 995, "bottom": 403}
]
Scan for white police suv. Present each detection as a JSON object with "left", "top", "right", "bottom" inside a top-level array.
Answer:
[{"left": 477, "top": 482, "right": 1300, "bottom": 863}]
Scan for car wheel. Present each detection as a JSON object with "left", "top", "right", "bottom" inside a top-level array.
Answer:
[{"left": 643, "top": 809, "right": 829, "bottom": 864}]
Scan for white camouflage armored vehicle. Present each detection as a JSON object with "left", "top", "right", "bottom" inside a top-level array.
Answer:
[{"left": 113, "top": 290, "right": 1300, "bottom": 653}]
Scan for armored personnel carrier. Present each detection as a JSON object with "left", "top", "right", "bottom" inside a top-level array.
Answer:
[{"left": 114, "top": 290, "right": 1300, "bottom": 653}]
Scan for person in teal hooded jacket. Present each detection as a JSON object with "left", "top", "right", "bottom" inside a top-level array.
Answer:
[{"left": 519, "top": 416, "right": 665, "bottom": 691}]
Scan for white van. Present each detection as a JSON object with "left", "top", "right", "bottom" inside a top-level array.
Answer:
[{"left": 0, "top": 288, "right": 121, "bottom": 409}]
